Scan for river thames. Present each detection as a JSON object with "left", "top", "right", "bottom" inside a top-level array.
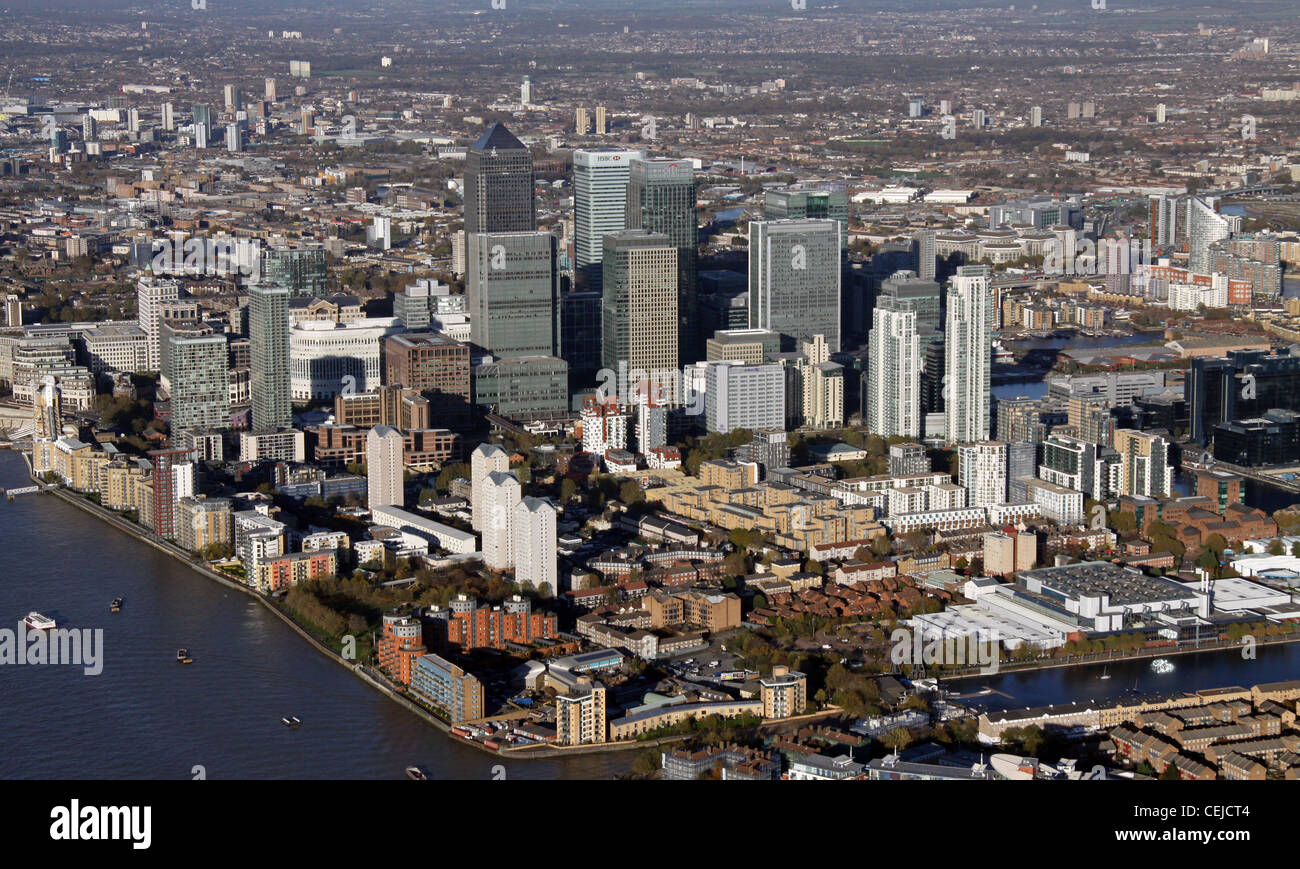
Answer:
[
  {"left": 0, "top": 450, "right": 621, "bottom": 780},
  {"left": 5, "top": 440, "right": 1300, "bottom": 777}
]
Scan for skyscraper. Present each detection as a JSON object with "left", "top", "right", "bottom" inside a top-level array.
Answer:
[
  {"left": 1187, "top": 195, "right": 1233, "bottom": 274},
  {"left": 137, "top": 276, "right": 181, "bottom": 371},
  {"left": 560, "top": 289, "right": 603, "bottom": 387},
  {"left": 763, "top": 186, "right": 849, "bottom": 250},
  {"left": 161, "top": 102, "right": 175, "bottom": 131},
  {"left": 383, "top": 333, "right": 472, "bottom": 431},
  {"left": 958, "top": 441, "right": 1008, "bottom": 507},
  {"left": 792, "top": 334, "right": 844, "bottom": 430},
  {"left": 466, "top": 231, "right": 559, "bottom": 358},
  {"left": 514, "top": 497, "right": 557, "bottom": 596},
  {"left": 910, "top": 229, "right": 937, "bottom": 281},
  {"left": 944, "top": 267, "right": 993, "bottom": 444},
  {"left": 249, "top": 283, "right": 292, "bottom": 432},
  {"left": 149, "top": 447, "right": 195, "bottom": 541},
  {"left": 627, "top": 157, "right": 698, "bottom": 362},
  {"left": 865, "top": 302, "right": 920, "bottom": 439},
  {"left": 1149, "top": 193, "right": 1184, "bottom": 246},
  {"left": 997, "top": 396, "right": 1045, "bottom": 444},
  {"left": 704, "top": 361, "right": 786, "bottom": 434},
  {"left": 366, "top": 425, "right": 405, "bottom": 510},
  {"left": 573, "top": 148, "right": 644, "bottom": 289},
  {"left": 878, "top": 270, "right": 941, "bottom": 334},
  {"left": 482, "top": 470, "right": 521, "bottom": 570},
  {"left": 4, "top": 294, "right": 20, "bottom": 328},
  {"left": 601, "top": 230, "right": 678, "bottom": 379},
  {"left": 162, "top": 321, "right": 229, "bottom": 434},
  {"left": 464, "top": 123, "right": 535, "bottom": 235},
  {"left": 192, "top": 103, "right": 212, "bottom": 148},
  {"left": 470, "top": 443, "right": 509, "bottom": 532},
  {"left": 748, "top": 219, "right": 841, "bottom": 352},
  {"left": 260, "top": 246, "right": 328, "bottom": 296}
]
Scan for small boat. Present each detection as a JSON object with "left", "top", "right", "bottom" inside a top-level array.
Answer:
[
  {"left": 176, "top": 648, "right": 193, "bottom": 664},
  {"left": 110, "top": 598, "right": 123, "bottom": 613},
  {"left": 1151, "top": 658, "right": 1174, "bottom": 675},
  {"left": 24, "top": 612, "right": 56, "bottom": 631},
  {"left": 1098, "top": 667, "right": 1111, "bottom": 680},
  {"left": 281, "top": 716, "right": 302, "bottom": 727},
  {"left": 405, "top": 765, "right": 430, "bottom": 781}
]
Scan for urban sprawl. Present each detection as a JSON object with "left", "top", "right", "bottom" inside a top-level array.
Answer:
[{"left": 4, "top": 0, "right": 1300, "bottom": 780}]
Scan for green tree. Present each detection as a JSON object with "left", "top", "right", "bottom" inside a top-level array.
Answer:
[
  {"left": 619, "top": 480, "right": 644, "bottom": 505},
  {"left": 632, "top": 750, "right": 661, "bottom": 777},
  {"left": 881, "top": 728, "right": 912, "bottom": 752},
  {"left": 1195, "top": 547, "right": 1221, "bottom": 577},
  {"left": 1108, "top": 510, "right": 1137, "bottom": 534},
  {"left": 435, "top": 462, "right": 470, "bottom": 494}
]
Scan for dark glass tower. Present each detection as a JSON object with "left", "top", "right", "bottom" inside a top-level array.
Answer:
[
  {"left": 464, "top": 123, "right": 535, "bottom": 234},
  {"left": 249, "top": 283, "right": 292, "bottom": 432},
  {"left": 466, "top": 231, "right": 559, "bottom": 358},
  {"left": 627, "top": 157, "right": 699, "bottom": 363}
]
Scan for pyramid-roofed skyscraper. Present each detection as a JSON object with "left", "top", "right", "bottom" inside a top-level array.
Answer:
[{"left": 464, "top": 122, "right": 535, "bottom": 234}]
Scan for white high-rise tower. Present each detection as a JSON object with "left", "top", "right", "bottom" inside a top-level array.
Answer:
[
  {"left": 514, "top": 497, "right": 557, "bottom": 596},
  {"left": 944, "top": 267, "right": 993, "bottom": 444},
  {"left": 482, "top": 470, "right": 521, "bottom": 570},
  {"left": 366, "top": 425, "right": 405, "bottom": 510},
  {"left": 866, "top": 305, "right": 920, "bottom": 439},
  {"left": 573, "top": 148, "right": 644, "bottom": 287},
  {"left": 471, "top": 443, "right": 510, "bottom": 531}
]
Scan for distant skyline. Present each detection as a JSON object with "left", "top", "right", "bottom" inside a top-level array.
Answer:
[{"left": 5, "top": 0, "right": 1296, "bottom": 22}]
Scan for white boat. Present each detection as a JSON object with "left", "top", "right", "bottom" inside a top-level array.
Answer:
[
  {"left": 1151, "top": 658, "right": 1174, "bottom": 675},
  {"left": 24, "top": 612, "right": 55, "bottom": 631}
]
